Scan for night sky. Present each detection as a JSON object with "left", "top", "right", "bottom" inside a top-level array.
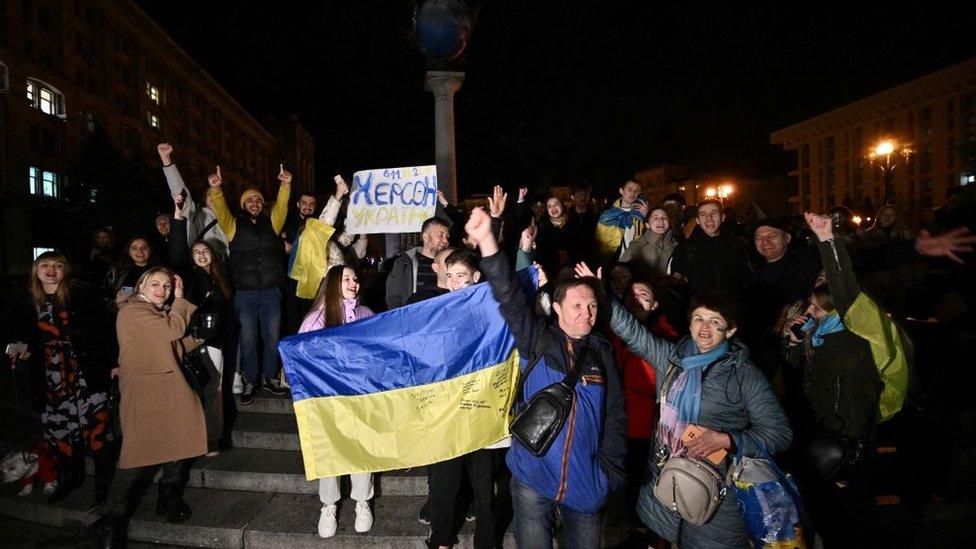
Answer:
[{"left": 136, "top": 1, "right": 976, "bottom": 197}]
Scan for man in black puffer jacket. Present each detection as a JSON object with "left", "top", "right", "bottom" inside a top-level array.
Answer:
[{"left": 210, "top": 164, "right": 292, "bottom": 405}]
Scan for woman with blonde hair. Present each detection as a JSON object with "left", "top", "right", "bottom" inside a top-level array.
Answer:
[{"left": 93, "top": 266, "right": 206, "bottom": 542}]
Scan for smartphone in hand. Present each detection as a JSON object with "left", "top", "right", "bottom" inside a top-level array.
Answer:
[{"left": 681, "top": 424, "right": 727, "bottom": 465}]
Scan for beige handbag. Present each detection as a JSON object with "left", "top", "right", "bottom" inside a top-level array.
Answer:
[
  {"left": 653, "top": 456, "right": 729, "bottom": 525},
  {"left": 652, "top": 364, "right": 729, "bottom": 525}
]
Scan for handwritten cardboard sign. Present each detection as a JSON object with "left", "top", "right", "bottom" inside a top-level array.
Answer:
[{"left": 346, "top": 165, "right": 438, "bottom": 234}]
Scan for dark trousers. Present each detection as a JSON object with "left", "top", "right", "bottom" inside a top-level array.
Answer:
[
  {"left": 428, "top": 449, "right": 496, "bottom": 548},
  {"left": 793, "top": 448, "right": 877, "bottom": 548}
]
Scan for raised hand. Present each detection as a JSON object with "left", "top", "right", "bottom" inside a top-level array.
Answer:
[
  {"left": 574, "top": 261, "right": 602, "bottom": 280},
  {"left": 487, "top": 185, "right": 508, "bottom": 218},
  {"left": 278, "top": 164, "right": 293, "bottom": 186},
  {"left": 518, "top": 187, "right": 528, "bottom": 203},
  {"left": 804, "top": 212, "right": 833, "bottom": 242},
  {"left": 635, "top": 201, "right": 649, "bottom": 217},
  {"left": 208, "top": 166, "right": 222, "bottom": 188},
  {"left": 173, "top": 194, "right": 185, "bottom": 220},
  {"left": 914, "top": 226, "right": 976, "bottom": 263},
  {"left": 465, "top": 207, "right": 495, "bottom": 253},
  {"left": 437, "top": 189, "right": 450, "bottom": 207},
  {"left": 173, "top": 275, "right": 184, "bottom": 299},
  {"left": 157, "top": 142, "right": 173, "bottom": 164},
  {"left": 334, "top": 175, "right": 349, "bottom": 198},
  {"left": 532, "top": 262, "right": 549, "bottom": 288},
  {"left": 520, "top": 218, "right": 538, "bottom": 252}
]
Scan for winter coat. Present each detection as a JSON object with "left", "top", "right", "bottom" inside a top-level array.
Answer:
[
  {"left": 167, "top": 218, "right": 232, "bottom": 349},
  {"left": 116, "top": 297, "right": 206, "bottom": 468},
  {"left": 482, "top": 251, "right": 627, "bottom": 515},
  {"left": 670, "top": 227, "right": 755, "bottom": 300},
  {"left": 785, "top": 240, "right": 883, "bottom": 440},
  {"left": 619, "top": 228, "right": 678, "bottom": 280},
  {"left": 162, "top": 163, "right": 229, "bottom": 258},
  {"left": 609, "top": 300, "right": 792, "bottom": 549},
  {"left": 211, "top": 185, "right": 291, "bottom": 291},
  {"left": 385, "top": 247, "right": 422, "bottom": 309}
]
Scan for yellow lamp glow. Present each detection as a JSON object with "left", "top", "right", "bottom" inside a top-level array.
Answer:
[
  {"left": 705, "top": 187, "right": 716, "bottom": 198},
  {"left": 874, "top": 141, "right": 895, "bottom": 156}
]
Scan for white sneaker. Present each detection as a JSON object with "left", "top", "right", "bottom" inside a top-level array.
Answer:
[
  {"left": 232, "top": 372, "right": 244, "bottom": 395},
  {"left": 354, "top": 500, "right": 373, "bottom": 533},
  {"left": 317, "top": 504, "right": 338, "bottom": 538}
]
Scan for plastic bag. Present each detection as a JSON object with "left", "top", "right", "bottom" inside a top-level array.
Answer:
[{"left": 731, "top": 436, "right": 806, "bottom": 549}]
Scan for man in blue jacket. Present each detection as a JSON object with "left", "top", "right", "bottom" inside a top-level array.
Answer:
[{"left": 465, "top": 207, "right": 626, "bottom": 549}]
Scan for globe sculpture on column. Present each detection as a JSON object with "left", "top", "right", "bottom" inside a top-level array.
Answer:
[{"left": 415, "top": 0, "right": 473, "bottom": 204}]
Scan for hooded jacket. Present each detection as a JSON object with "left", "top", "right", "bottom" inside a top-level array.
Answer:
[{"left": 609, "top": 300, "right": 791, "bottom": 548}]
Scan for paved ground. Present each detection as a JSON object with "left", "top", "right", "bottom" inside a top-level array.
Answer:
[{"left": 0, "top": 516, "right": 181, "bottom": 548}]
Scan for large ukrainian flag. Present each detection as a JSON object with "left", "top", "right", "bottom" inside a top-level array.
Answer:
[{"left": 278, "top": 279, "right": 525, "bottom": 480}]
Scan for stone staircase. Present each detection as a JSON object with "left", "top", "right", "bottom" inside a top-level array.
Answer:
[{"left": 0, "top": 392, "right": 630, "bottom": 547}]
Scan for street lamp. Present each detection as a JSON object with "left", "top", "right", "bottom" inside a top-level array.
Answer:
[
  {"left": 704, "top": 183, "right": 734, "bottom": 203},
  {"left": 867, "top": 138, "right": 913, "bottom": 203}
]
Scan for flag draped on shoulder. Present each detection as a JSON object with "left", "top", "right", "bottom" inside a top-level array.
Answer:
[
  {"left": 278, "top": 276, "right": 529, "bottom": 479},
  {"left": 843, "top": 292, "right": 911, "bottom": 423},
  {"left": 288, "top": 218, "right": 335, "bottom": 299}
]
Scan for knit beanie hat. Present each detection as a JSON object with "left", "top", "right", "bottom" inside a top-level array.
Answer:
[{"left": 240, "top": 188, "right": 265, "bottom": 208}]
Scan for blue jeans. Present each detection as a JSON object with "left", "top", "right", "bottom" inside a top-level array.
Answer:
[
  {"left": 511, "top": 477, "right": 601, "bottom": 549},
  {"left": 234, "top": 288, "right": 281, "bottom": 382}
]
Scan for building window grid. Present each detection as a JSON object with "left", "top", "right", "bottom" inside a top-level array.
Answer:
[
  {"left": 148, "top": 111, "right": 161, "bottom": 130},
  {"left": 146, "top": 82, "right": 160, "bottom": 104},
  {"left": 26, "top": 79, "right": 65, "bottom": 117},
  {"left": 28, "top": 166, "right": 60, "bottom": 199}
]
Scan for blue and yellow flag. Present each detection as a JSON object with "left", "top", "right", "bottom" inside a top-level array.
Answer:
[{"left": 278, "top": 280, "right": 523, "bottom": 480}]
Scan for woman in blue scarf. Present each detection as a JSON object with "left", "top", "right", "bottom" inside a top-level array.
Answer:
[{"left": 587, "top": 256, "right": 792, "bottom": 549}]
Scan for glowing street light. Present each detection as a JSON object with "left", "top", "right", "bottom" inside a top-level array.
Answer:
[
  {"left": 704, "top": 183, "right": 734, "bottom": 203},
  {"left": 867, "top": 138, "right": 913, "bottom": 203}
]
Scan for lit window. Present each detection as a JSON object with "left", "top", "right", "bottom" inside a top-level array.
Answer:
[
  {"left": 33, "top": 247, "right": 55, "bottom": 260},
  {"left": 148, "top": 112, "right": 160, "bottom": 129},
  {"left": 26, "top": 78, "right": 65, "bottom": 117},
  {"left": 28, "top": 166, "right": 39, "bottom": 194},
  {"left": 28, "top": 166, "right": 60, "bottom": 198},
  {"left": 963, "top": 174, "right": 976, "bottom": 186},
  {"left": 39, "top": 87, "right": 54, "bottom": 114},
  {"left": 146, "top": 82, "right": 160, "bottom": 104}
]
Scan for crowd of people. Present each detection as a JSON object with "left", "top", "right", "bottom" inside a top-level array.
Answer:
[{"left": 3, "top": 140, "right": 976, "bottom": 549}]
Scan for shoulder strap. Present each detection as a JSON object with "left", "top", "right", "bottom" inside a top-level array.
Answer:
[
  {"left": 561, "top": 343, "right": 590, "bottom": 388},
  {"left": 201, "top": 217, "right": 219, "bottom": 237},
  {"left": 512, "top": 332, "right": 549, "bottom": 412}
]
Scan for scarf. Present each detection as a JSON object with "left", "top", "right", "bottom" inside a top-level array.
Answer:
[
  {"left": 656, "top": 339, "right": 730, "bottom": 456},
  {"left": 802, "top": 313, "right": 845, "bottom": 347},
  {"left": 597, "top": 199, "right": 645, "bottom": 229}
]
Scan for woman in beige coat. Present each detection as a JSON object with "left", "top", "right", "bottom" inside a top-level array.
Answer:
[{"left": 109, "top": 267, "right": 206, "bottom": 531}]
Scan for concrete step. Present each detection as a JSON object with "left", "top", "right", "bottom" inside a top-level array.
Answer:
[
  {"left": 0, "top": 479, "right": 517, "bottom": 548},
  {"left": 234, "top": 393, "right": 295, "bottom": 415},
  {"left": 82, "top": 448, "right": 429, "bottom": 497},
  {"left": 192, "top": 448, "right": 428, "bottom": 497},
  {"left": 229, "top": 411, "right": 300, "bottom": 451}
]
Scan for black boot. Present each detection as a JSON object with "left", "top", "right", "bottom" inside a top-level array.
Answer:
[
  {"left": 155, "top": 482, "right": 191, "bottom": 522},
  {"left": 47, "top": 456, "right": 80, "bottom": 504},
  {"left": 92, "top": 450, "right": 117, "bottom": 509}
]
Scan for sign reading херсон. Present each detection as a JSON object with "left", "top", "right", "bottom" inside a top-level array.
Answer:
[{"left": 346, "top": 165, "right": 438, "bottom": 235}]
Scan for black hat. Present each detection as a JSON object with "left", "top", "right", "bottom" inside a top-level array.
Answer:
[{"left": 751, "top": 216, "right": 789, "bottom": 235}]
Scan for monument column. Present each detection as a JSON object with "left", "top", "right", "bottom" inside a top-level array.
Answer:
[{"left": 425, "top": 71, "right": 464, "bottom": 205}]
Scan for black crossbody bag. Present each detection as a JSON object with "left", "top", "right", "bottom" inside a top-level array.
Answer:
[{"left": 509, "top": 338, "right": 589, "bottom": 457}]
